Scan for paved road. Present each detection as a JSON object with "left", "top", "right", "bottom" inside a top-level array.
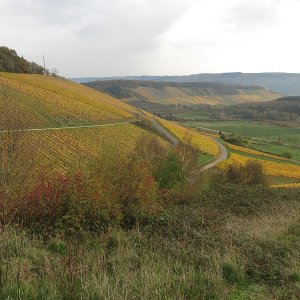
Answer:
[
  {"left": 0, "top": 112, "right": 227, "bottom": 173},
  {"left": 148, "top": 118, "right": 179, "bottom": 146},
  {"left": 136, "top": 108, "right": 179, "bottom": 145},
  {"left": 143, "top": 116, "right": 228, "bottom": 173},
  {"left": 199, "top": 138, "right": 228, "bottom": 172}
]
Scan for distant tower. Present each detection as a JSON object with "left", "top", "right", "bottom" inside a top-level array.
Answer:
[{"left": 43, "top": 55, "right": 46, "bottom": 75}]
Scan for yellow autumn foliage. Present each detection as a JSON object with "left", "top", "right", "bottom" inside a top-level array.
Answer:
[
  {"left": 21, "top": 124, "right": 169, "bottom": 172},
  {"left": 159, "top": 119, "right": 219, "bottom": 156},
  {"left": 271, "top": 182, "right": 300, "bottom": 188},
  {"left": 226, "top": 143, "right": 289, "bottom": 161},
  {"left": 0, "top": 73, "right": 138, "bottom": 128},
  {"left": 220, "top": 153, "right": 300, "bottom": 179}
]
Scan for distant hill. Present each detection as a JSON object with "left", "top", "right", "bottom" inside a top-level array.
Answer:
[
  {"left": 72, "top": 72, "right": 300, "bottom": 96},
  {"left": 0, "top": 46, "right": 45, "bottom": 74},
  {"left": 202, "top": 95, "right": 300, "bottom": 122},
  {"left": 84, "top": 80, "right": 281, "bottom": 106}
]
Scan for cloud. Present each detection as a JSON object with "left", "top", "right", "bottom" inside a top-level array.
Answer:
[
  {"left": 0, "top": 0, "right": 300, "bottom": 76},
  {"left": 224, "top": 0, "right": 282, "bottom": 32},
  {"left": 0, "top": 0, "right": 197, "bottom": 76}
]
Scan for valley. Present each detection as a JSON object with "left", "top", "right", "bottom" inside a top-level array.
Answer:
[{"left": 0, "top": 46, "right": 299, "bottom": 299}]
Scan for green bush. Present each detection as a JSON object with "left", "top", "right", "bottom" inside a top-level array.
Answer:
[
  {"left": 281, "top": 151, "right": 292, "bottom": 159},
  {"left": 245, "top": 242, "right": 290, "bottom": 285},
  {"left": 156, "top": 152, "right": 183, "bottom": 189},
  {"left": 222, "top": 263, "right": 244, "bottom": 285}
]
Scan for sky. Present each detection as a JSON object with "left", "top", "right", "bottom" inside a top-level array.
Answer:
[{"left": 1, "top": 0, "right": 300, "bottom": 77}]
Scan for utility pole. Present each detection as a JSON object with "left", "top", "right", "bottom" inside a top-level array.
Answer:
[{"left": 43, "top": 55, "right": 46, "bottom": 75}]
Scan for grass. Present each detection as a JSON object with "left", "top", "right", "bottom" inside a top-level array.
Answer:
[
  {"left": 187, "top": 120, "right": 300, "bottom": 146},
  {"left": 0, "top": 185, "right": 299, "bottom": 299},
  {"left": 226, "top": 147, "right": 300, "bottom": 166},
  {"left": 248, "top": 141, "right": 300, "bottom": 161},
  {"left": 197, "top": 153, "right": 213, "bottom": 166}
]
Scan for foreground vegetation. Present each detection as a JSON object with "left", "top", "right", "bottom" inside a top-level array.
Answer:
[
  {"left": 0, "top": 126, "right": 299, "bottom": 299},
  {"left": 1, "top": 168, "right": 299, "bottom": 299},
  {"left": 0, "top": 67, "right": 299, "bottom": 299}
]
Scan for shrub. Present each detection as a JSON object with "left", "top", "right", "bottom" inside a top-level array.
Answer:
[
  {"left": 281, "top": 151, "right": 292, "bottom": 159},
  {"left": 220, "top": 134, "right": 245, "bottom": 146},
  {"left": 222, "top": 263, "right": 244, "bottom": 285},
  {"left": 243, "top": 160, "right": 267, "bottom": 185},
  {"left": 156, "top": 152, "right": 183, "bottom": 189},
  {"left": 15, "top": 172, "right": 117, "bottom": 234},
  {"left": 245, "top": 241, "right": 290, "bottom": 285},
  {"left": 90, "top": 153, "right": 162, "bottom": 228},
  {"left": 216, "top": 160, "right": 267, "bottom": 186}
]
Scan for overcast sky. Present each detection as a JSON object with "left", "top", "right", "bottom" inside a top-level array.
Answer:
[{"left": 1, "top": 0, "right": 300, "bottom": 77}]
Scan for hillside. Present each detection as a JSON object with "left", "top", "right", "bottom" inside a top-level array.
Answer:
[
  {"left": 0, "top": 73, "right": 139, "bottom": 128},
  {"left": 0, "top": 73, "right": 223, "bottom": 173},
  {"left": 84, "top": 80, "right": 280, "bottom": 106},
  {"left": 74, "top": 72, "right": 300, "bottom": 96},
  {"left": 223, "top": 96, "right": 300, "bottom": 121},
  {"left": 0, "top": 73, "right": 166, "bottom": 171},
  {"left": 2, "top": 76, "right": 300, "bottom": 300}
]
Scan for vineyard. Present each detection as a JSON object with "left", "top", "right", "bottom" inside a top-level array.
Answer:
[
  {"left": 220, "top": 153, "right": 300, "bottom": 179},
  {"left": 0, "top": 73, "right": 139, "bottom": 129},
  {"left": 21, "top": 123, "right": 169, "bottom": 172},
  {"left": 1, "top": 73, "right": 298, "bottom": 185},
  {"left": 225, "top": 143, "right": 289, "bottom": 161},
  {"left": 158, "top": 119, "right": 220, "bottom": 156}
]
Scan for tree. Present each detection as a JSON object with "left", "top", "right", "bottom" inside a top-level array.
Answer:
[
  {"left": 133, "top": 134, "right": 166, "bottom": 174},
  {"left": 0, "top": 46, "right": 48, "bottom": 74},
  {"left": 174, "top": 133, "right": 198, "bottom": 178}
]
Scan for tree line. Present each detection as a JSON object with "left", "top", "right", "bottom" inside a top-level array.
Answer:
[{"left": 0, "top": 46, "right": 58, "bottom": 76}]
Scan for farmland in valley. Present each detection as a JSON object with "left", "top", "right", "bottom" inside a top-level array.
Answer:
[{"left": 186, "top": 120, "right": 300, "bottom": 145}]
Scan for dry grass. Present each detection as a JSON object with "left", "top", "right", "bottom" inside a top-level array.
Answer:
[{"left": 1, "top": 185, "right": 299, "bottom": 299}]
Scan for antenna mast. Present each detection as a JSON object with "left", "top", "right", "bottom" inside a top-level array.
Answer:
[{"left": 43, "top": 55, "right": 46, "bottom": 75}]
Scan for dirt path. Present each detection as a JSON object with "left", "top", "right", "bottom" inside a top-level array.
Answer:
[{"left": 0, "top": 119, "right": 140, "bottom": 133}]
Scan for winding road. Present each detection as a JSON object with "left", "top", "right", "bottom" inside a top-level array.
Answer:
[
  {"left": 144, "top": 115, "right": 228, "bottom": 174},
  {"left": 0, "top": 110, "right": 227, "bottom": 174},
  {"left": 199, "top": 138, "right": 228, "bottom": 172},
  {"left": 147, "top": 117, "right": 179, "bottom": 146}
]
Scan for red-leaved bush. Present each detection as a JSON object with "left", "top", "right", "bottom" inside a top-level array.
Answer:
[{"left": 11, "top": 158, "right": 162, "bottom": 234}]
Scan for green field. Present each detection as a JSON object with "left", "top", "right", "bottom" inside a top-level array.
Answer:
[
  {"left": 248, "top": 141, "right": 300, "bottom": 162},
  {"left": 187, "top": 120, "right": 300, "bottom": 146},
  {"left": 197, "top": 153, "right": 213, "bottom": 166}
]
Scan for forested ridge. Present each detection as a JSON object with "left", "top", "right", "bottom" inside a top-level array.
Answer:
[{"left": 0, "top": 46, "right": 45, "bottom": 74}]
